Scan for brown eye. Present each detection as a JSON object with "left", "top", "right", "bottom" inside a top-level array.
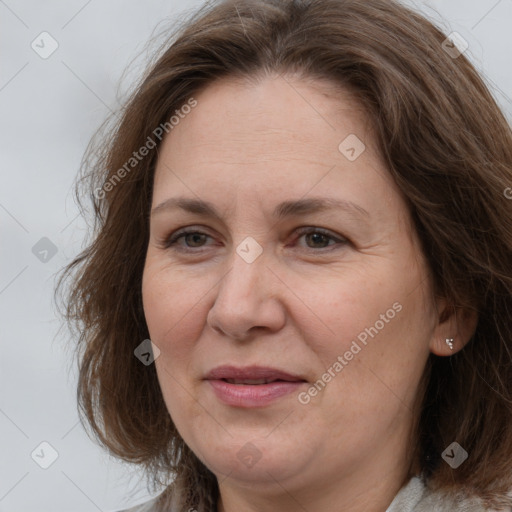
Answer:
[
  {"left": 181, "top": 232, "right": 208, "bottom": 247},
  {"left": 163, "top": 230, "right": 213, "bottom": 251},
  {"left": 304, "top": 232, "right": 331, "bottom": 248},
  {"left": 294, "top": 227, "right": 348, "bottom": 251}
]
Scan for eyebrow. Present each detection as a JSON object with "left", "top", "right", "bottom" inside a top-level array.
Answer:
[{"left": 150, "top": 196, "right": 370, "bottom": 221}]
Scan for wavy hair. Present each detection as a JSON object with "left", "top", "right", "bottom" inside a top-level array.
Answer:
[{"left": 55, "top": 0, "right": 512, "bottom": 510}]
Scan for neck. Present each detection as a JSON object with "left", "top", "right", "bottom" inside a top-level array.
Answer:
[{"left": 216, "top": 448, "right": 415, "bottom": 512}]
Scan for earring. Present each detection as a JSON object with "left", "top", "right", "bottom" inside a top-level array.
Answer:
[{"left": 445, "top": 338, "right": 454, "bottom": 350}]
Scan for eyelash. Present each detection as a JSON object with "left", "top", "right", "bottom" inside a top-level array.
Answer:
[{"left": 160, "top": 226, "right": 348, "bottom": 253}]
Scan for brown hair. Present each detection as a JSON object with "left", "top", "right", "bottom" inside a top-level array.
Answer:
[{"left": 55, "top": 0, "right": 512, "bottom": 510}]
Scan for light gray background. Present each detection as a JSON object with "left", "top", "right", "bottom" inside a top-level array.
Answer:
[{"left": 1, "top": 1, "right": 511, "bottom": 511}]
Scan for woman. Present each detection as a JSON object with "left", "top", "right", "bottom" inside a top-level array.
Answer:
[{"left": 56, "top": 0, "right": 512, "bottom": 511}]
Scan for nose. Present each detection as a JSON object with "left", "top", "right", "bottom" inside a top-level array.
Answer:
[{"left": 206, "top": 246, "right": 286, "bottom": 341}]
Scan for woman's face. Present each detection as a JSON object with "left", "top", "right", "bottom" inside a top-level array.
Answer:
[{"left": 142, "top": 74, "right": 441, "bottom": 503}]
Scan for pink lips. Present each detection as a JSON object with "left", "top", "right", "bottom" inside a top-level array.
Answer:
[{"left": 204, "top": 365, "right": 307, "bottom": 408}]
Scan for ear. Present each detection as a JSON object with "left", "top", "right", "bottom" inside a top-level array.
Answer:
[{"left": 429, "top": 298, "right": 479, "bottom": 356}]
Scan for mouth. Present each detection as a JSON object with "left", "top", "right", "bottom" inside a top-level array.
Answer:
[
  {"left": 221, "top": 378, "right": 293, "bottom": 385},
  {"left": 205, "top": 365, "right": 307, "bottom": 383},
  {"left": 204, "top": 365, "right": 308, "bottom": 407}
]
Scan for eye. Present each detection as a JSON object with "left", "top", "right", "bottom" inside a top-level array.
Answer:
[
  {"left": 159, "top": 226, "right": 348, "bottom": 253},
  {"left": 292, "top": 227, "right": 348, "bottom": 251},
  {"left": 160, "top": 229, "right": 214, "bottom": 252}
]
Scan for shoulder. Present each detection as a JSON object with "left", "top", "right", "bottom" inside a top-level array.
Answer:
[
  {"left": 387, "top": 475, "right": 502, "bottom": 512},
  {"left": 114, "top": 477, "right": 508, "bottom": 512}
]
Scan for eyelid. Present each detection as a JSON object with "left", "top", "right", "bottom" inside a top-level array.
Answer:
[
  {"left": 293, "top": 226, "right": 347, "bottom": 242},
  {"left": 290, "top": 226, "right": 349, "bottom": 252},
  {"left": 157, "top": 226, "right": 215, "bottom": 250},
  {"left": 158, "top": 225, "right": 349, "bottom": 252}
]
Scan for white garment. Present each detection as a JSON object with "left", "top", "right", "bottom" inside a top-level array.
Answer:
[
  {"left": 116, "top": 475, "right": 498, "bottom": 512},
  {"left": 385, "top": 476, "right": 493, "bottom": 511}
]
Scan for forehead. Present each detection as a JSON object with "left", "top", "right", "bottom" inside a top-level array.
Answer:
[
  {"left": 149, "top": 74, "right": 418, "bottom": 250},
  {"left": 154, "top": 74, "right": 384, "bottom": 186}
]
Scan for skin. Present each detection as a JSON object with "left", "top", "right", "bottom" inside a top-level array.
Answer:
[{"left": 141, "top": 73, "right": 477, "bottom": 512}]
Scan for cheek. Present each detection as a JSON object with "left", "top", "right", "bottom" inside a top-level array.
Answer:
[
  {"left": 294, "top": 268, "right": 397, "bottom": 350},
  {"left": 142, "top": 265, "right": 208, "bottom": 434},
  {"left": 141, "top": 262, "right": 217, "bottom": 427},
  {"left": 142, "top": 262, "right": 208, "bottom": 352},
  {"left": 300, "top": 264, "right": 431, "bottom": 405}
]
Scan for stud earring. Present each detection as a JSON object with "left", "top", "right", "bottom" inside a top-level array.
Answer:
[{"left": 445, "top": 338, "right": 454, "bottom": 350}]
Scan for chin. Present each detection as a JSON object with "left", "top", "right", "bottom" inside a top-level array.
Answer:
[{"left": 192, "top": 434, "right": 311, "bottom": 485}]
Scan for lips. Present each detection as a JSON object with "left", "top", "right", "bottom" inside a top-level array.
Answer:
[
  {"left": 204, "top": 365, "right": 306, "bottom": 383},
  {"left": 204, "top": 365, "right": 307, "bottom": 407},
  {"left": 224, "top": 378, "right": 280, "bottom": 385}
]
